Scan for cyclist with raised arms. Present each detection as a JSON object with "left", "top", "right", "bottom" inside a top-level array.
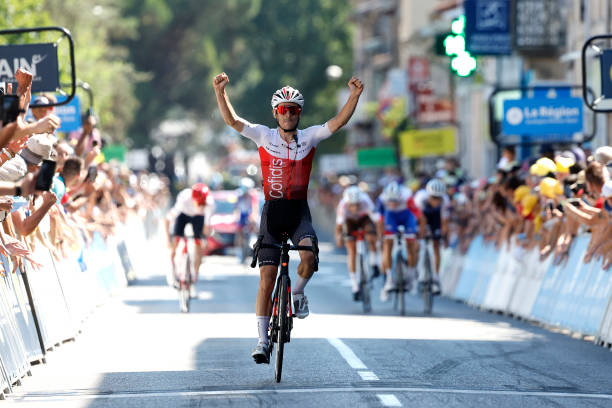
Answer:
[
  {"left": 414, "top": 178, "right": 450, "bottom": 293},
  {"left": 377, "top": 181, "right": 420, "bottom": 301},
  {"left": 165, "top": 183, "right": 214, "bottom": 295},
  {"left": 213, "top": 72, "right": 363, "bottom": 364},
  {"left": 335, "top": 185, "right": 381, "bottom": 300}
]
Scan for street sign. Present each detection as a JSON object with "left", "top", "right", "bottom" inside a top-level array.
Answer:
[
  {"left": 502, "top": 97, "right": 583, "bottom": 136},
  {"left": 514, "top": 0, "right": 567, "bottom": 54},
  {"left": 600, "top": 50, "right": 612, "bottom": 100},
  {"left": 356, "top": 147, "right": 397, "bottom": 168},
  {"left": 399, "top": 127, "right": 457, "bottom": 158},
  {"left": 464, "top": 0, "right": 512, "bottom": 55},
  {"left": 0, "top": 43, "right": 60, "bottom": 92}
]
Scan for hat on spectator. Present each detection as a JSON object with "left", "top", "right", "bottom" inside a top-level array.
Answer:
[
  {"left": 530, "top": 157, "right": 556, "bottom": 176},
  {"left": 555, "top": 156, "right": 575, "bottom": 174},
  {"left": 0, "top": 156, "right": 27, "bottom": 182},
  {"left": 602, "top": 180, "right": 612, "bottom": 198},
  {"left": 20, "top": 135, "right": 54, "bottom": 166},
  {"left": 594, "top": 146, "right": 612, "bottom": 165},
  {"left": 32, "top": 95, "right": 50, "bottom": 105},
  {"left": 514, "top": 185, "right": 530, "bottom": 203},
  {"left": 539, "top": 177, "right": 563, "bottom": 199},
  {"left": 521, "top": 194, "right": 538, "bottom": 216}
]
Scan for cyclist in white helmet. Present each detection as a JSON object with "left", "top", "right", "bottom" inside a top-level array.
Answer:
[
  {"left": 335, "top": 185, "right": 381, "bottom": 300},
  {"left": 414, "top": 178, "right": 450, "bottom": 293},
  {"left": 213, "top": 71, "right": 364, "bottom": 364},
  {"left": 376, "top": 181, "right": 421, "bottom": 301}
]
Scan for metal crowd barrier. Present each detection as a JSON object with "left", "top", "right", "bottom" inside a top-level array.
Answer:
[
  {"left": 0, "top": 214, "right": 152, "bottom": 398},
  {"left": 441, "top": 234, "right": 612, "bottom": 345}
]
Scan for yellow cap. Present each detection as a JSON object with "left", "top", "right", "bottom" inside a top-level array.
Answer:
[
  {"left": 555, "top": 156, "right": 575, "bottom": 174},
  {"left": 521, "top": 194, "right": 538, "bottom": 216},
  {"left": 539, "top": 177, "right": 563, "bottom": 199},
  {"left": 513, "top": 185, "right": 530, "bottom": 203}
]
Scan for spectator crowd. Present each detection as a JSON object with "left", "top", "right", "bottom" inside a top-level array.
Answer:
[{"left": 0, "top": 68, "right": 168, "bottom": 276}]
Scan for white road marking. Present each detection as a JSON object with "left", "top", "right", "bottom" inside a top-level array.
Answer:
[
  {"left": 327, "top": 338, "right": 367, "bottom": 369},
  {"left": 10, "top": 387, "right": 612, "bottom": 402},
  {"left": 358, "top": 371, "right": 379, "bottom": 381},
  {"left": 377, "top": 394, "right": 402, "bottom": 407}
]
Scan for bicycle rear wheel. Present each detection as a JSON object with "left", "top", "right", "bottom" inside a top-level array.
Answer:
[
  {"left": 396, "top": 255, "right": 405, "bottom": 316},
  {"left": 275, "top": 274, "right": 288, "bottom": 382},
  {"left": 422, "top": 248, "right": 433, "bottom": 315},
  {"left": 180, "top": 253, "right": 192, "bottom": 313},
  {"left": 359, "top": 253, "right": 371, "bottom": 313}
]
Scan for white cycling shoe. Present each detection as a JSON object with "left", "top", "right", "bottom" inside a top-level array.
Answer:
[{"left": 293, "top": 294, "right": 309, "bottom": 319}]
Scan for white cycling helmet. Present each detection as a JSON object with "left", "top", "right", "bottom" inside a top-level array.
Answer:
[
  {"left": 426, "top": 178, "right": 446, "bottom": 198},
  {"left": 271, "top": 86, "right": 304, "bottom": 108},
  {"left": 383, "top": 181, "right": 402, "bottom": 201},
  {"left": 343, "top": 186, "right": 362, "bottom": 204}
]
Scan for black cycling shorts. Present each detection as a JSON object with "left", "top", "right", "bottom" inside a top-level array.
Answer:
[
  {"left": 257, "top": 199, "right": 317, "bottom": 267},
  {"left": 173, "top": 213, "right": 205, "bottom": 239},
  {"left": 343, "top": 215, "right": 376, "bottom": 240}
]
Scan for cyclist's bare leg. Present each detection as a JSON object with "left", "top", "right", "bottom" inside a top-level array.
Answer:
[
  {"left": 169, "top": 237, "right": 179, "bottom": 281},
  {"left": 193, "top": 241, "right": 203, "bottom": 283},
  {"left": 407, "top": 239, "right": 419, "bottom": 268},
  {"left": 290, "top": 237, "right": 315, "bottom": 297},
  {"left": 432, "top": 240, "right": 441, "bottom": 275},
  {"left": 345, "top": 239, "right": 359, "bottom": 294},
  {"left": 345, "top": 240, "right": 356, "bottom": 273},
  {"left": 256, "top": 265, "right": 277, "bottom": 316},
  {"left": 382, "top": 238, "right": 394, "bottom": 287}
]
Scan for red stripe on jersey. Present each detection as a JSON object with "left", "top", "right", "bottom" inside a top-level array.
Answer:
[{"left": 259, "top": 146, "right": 316, "bottom": 200}]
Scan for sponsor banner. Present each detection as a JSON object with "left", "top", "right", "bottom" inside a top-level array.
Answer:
[
  {"left": 408, "top": 57, "right": 430, "bottom": 88},
  {"left": 54, "top": 95, "right": 82, "bottom": 133},
  {"left": 0, "top": 43, "right": 60, "bottom": 92},
  {"left": 399, "top": 127, "right": 457, "bottom": 158},
  {"left": 415, "top": 89, "right": 454, "bottom": 124},
  {"left": 464, "top": 0, "right": 512, "bottom": 55},
  {"left": 502, "top": 97, "right": 583, "bottom": 135}
]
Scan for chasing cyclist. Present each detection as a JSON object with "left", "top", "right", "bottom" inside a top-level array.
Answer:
[
  {"left": 213, "top": 71, "right": 363, "bottom": 364},
  {"left": 165, "top": 183, "right": 214, "bottom": 296},
  {"left": 414, "top": 178, "right": 449, "bottom": 293},
  {"left": 377, "top": 181, "right": 421, "bottom": 301},
  {"left": 335, "top": 185, "right": 381, "bottom": 301}
]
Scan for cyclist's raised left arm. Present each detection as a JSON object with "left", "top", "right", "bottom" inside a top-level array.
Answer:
[{"left": 327, "top": 77, "right": 364, "bottom": 134}]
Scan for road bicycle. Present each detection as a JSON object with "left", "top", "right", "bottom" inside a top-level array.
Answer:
[
  {"left": 251, "top": 233, "right": 316, "bottom": 382},
  {"left": 173, "top": 237, "right": 194, "bottom": 313},
  {"left": 419, "top": 234, "right": 436, "bottom": 315},
  {"left": 391, "top": 226, "right": 410, "bottom": 316}
]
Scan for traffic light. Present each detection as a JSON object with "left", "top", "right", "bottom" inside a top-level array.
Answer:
[{"left": 443, "top": 15, "right": 477, "bottom": 77}]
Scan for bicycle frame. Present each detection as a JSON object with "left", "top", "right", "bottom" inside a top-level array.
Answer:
[{"left": 351, "top": 229, "right": 373, "bottom": 313}]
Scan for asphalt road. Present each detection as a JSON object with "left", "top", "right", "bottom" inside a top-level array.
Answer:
[{"left": 6, "top": 237, "right": 612, "bottom": 407}]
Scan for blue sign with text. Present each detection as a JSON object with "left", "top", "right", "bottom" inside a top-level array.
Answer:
[
  {"left": 0, "top": 43, "right": 60, "bottom": 92},
  {"left": 465, "top": 0, "right": 512, "bottom": 55},
  {"left": 26, "top": 95, "right": 82, "bottom": 133},
  {"left": 600, "top": 49, "right": 612, "bottom": 99},
  {"left": 502, "top": 97, "right": 583, "bottom": 136}
]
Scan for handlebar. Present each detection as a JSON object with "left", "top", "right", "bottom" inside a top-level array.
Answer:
[{"left": 250, "top": 236, "right": 319, "bottom": 271}]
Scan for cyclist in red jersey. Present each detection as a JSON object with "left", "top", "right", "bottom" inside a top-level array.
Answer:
[{"left": 213, "top": 72, "right": 363, "bottom": 364}]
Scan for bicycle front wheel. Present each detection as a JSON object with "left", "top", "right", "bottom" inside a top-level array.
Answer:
[
  {"left": 359, "top": 253, "right": 371, "bottom": 313},
  {"left": 275, "top": 274, "right": 288, "bottom": 383}
]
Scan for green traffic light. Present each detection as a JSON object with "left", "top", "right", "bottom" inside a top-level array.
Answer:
[
  {"left": 443, "top": 34, "right": 465, "bottom": 56},
  {"left": 451, "top": 51, "right": 477, "bottom": 77},
  {"left": 451, "top": 15, "right": 465, "bottom": 35}
]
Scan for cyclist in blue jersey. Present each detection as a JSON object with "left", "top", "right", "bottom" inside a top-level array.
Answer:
[
  {"left": 377, "top": 181, "right": 420, "bottom": 301},
  {"left": 414, "top": 178, "right": 449, "bottom": 293}
]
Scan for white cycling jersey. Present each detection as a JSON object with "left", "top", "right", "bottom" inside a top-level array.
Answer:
[
  {"left": 169, "top": 188, "right": 215, "bottom": 223},
  {"left": 378, "top": 185, "right": 413, "bottom": 212},
  {"left": 240, "top": 121, "right": 332, "bottom": 201},
  {"left": 336, "top": 191, "right": 379, "bottom": 225}
]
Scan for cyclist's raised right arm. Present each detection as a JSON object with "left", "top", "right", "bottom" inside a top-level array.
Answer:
[{"left": 213, "top": 72, "right": 247, "bottom": 133}]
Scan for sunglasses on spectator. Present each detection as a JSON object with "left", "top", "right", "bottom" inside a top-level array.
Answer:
[{"left": 275, "top": 105, "right": 302, "bottom": 115}]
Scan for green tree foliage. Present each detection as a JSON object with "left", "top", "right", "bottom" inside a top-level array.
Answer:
[{"left": 119, "top": 0, "right": 353, "bottom": 147}]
